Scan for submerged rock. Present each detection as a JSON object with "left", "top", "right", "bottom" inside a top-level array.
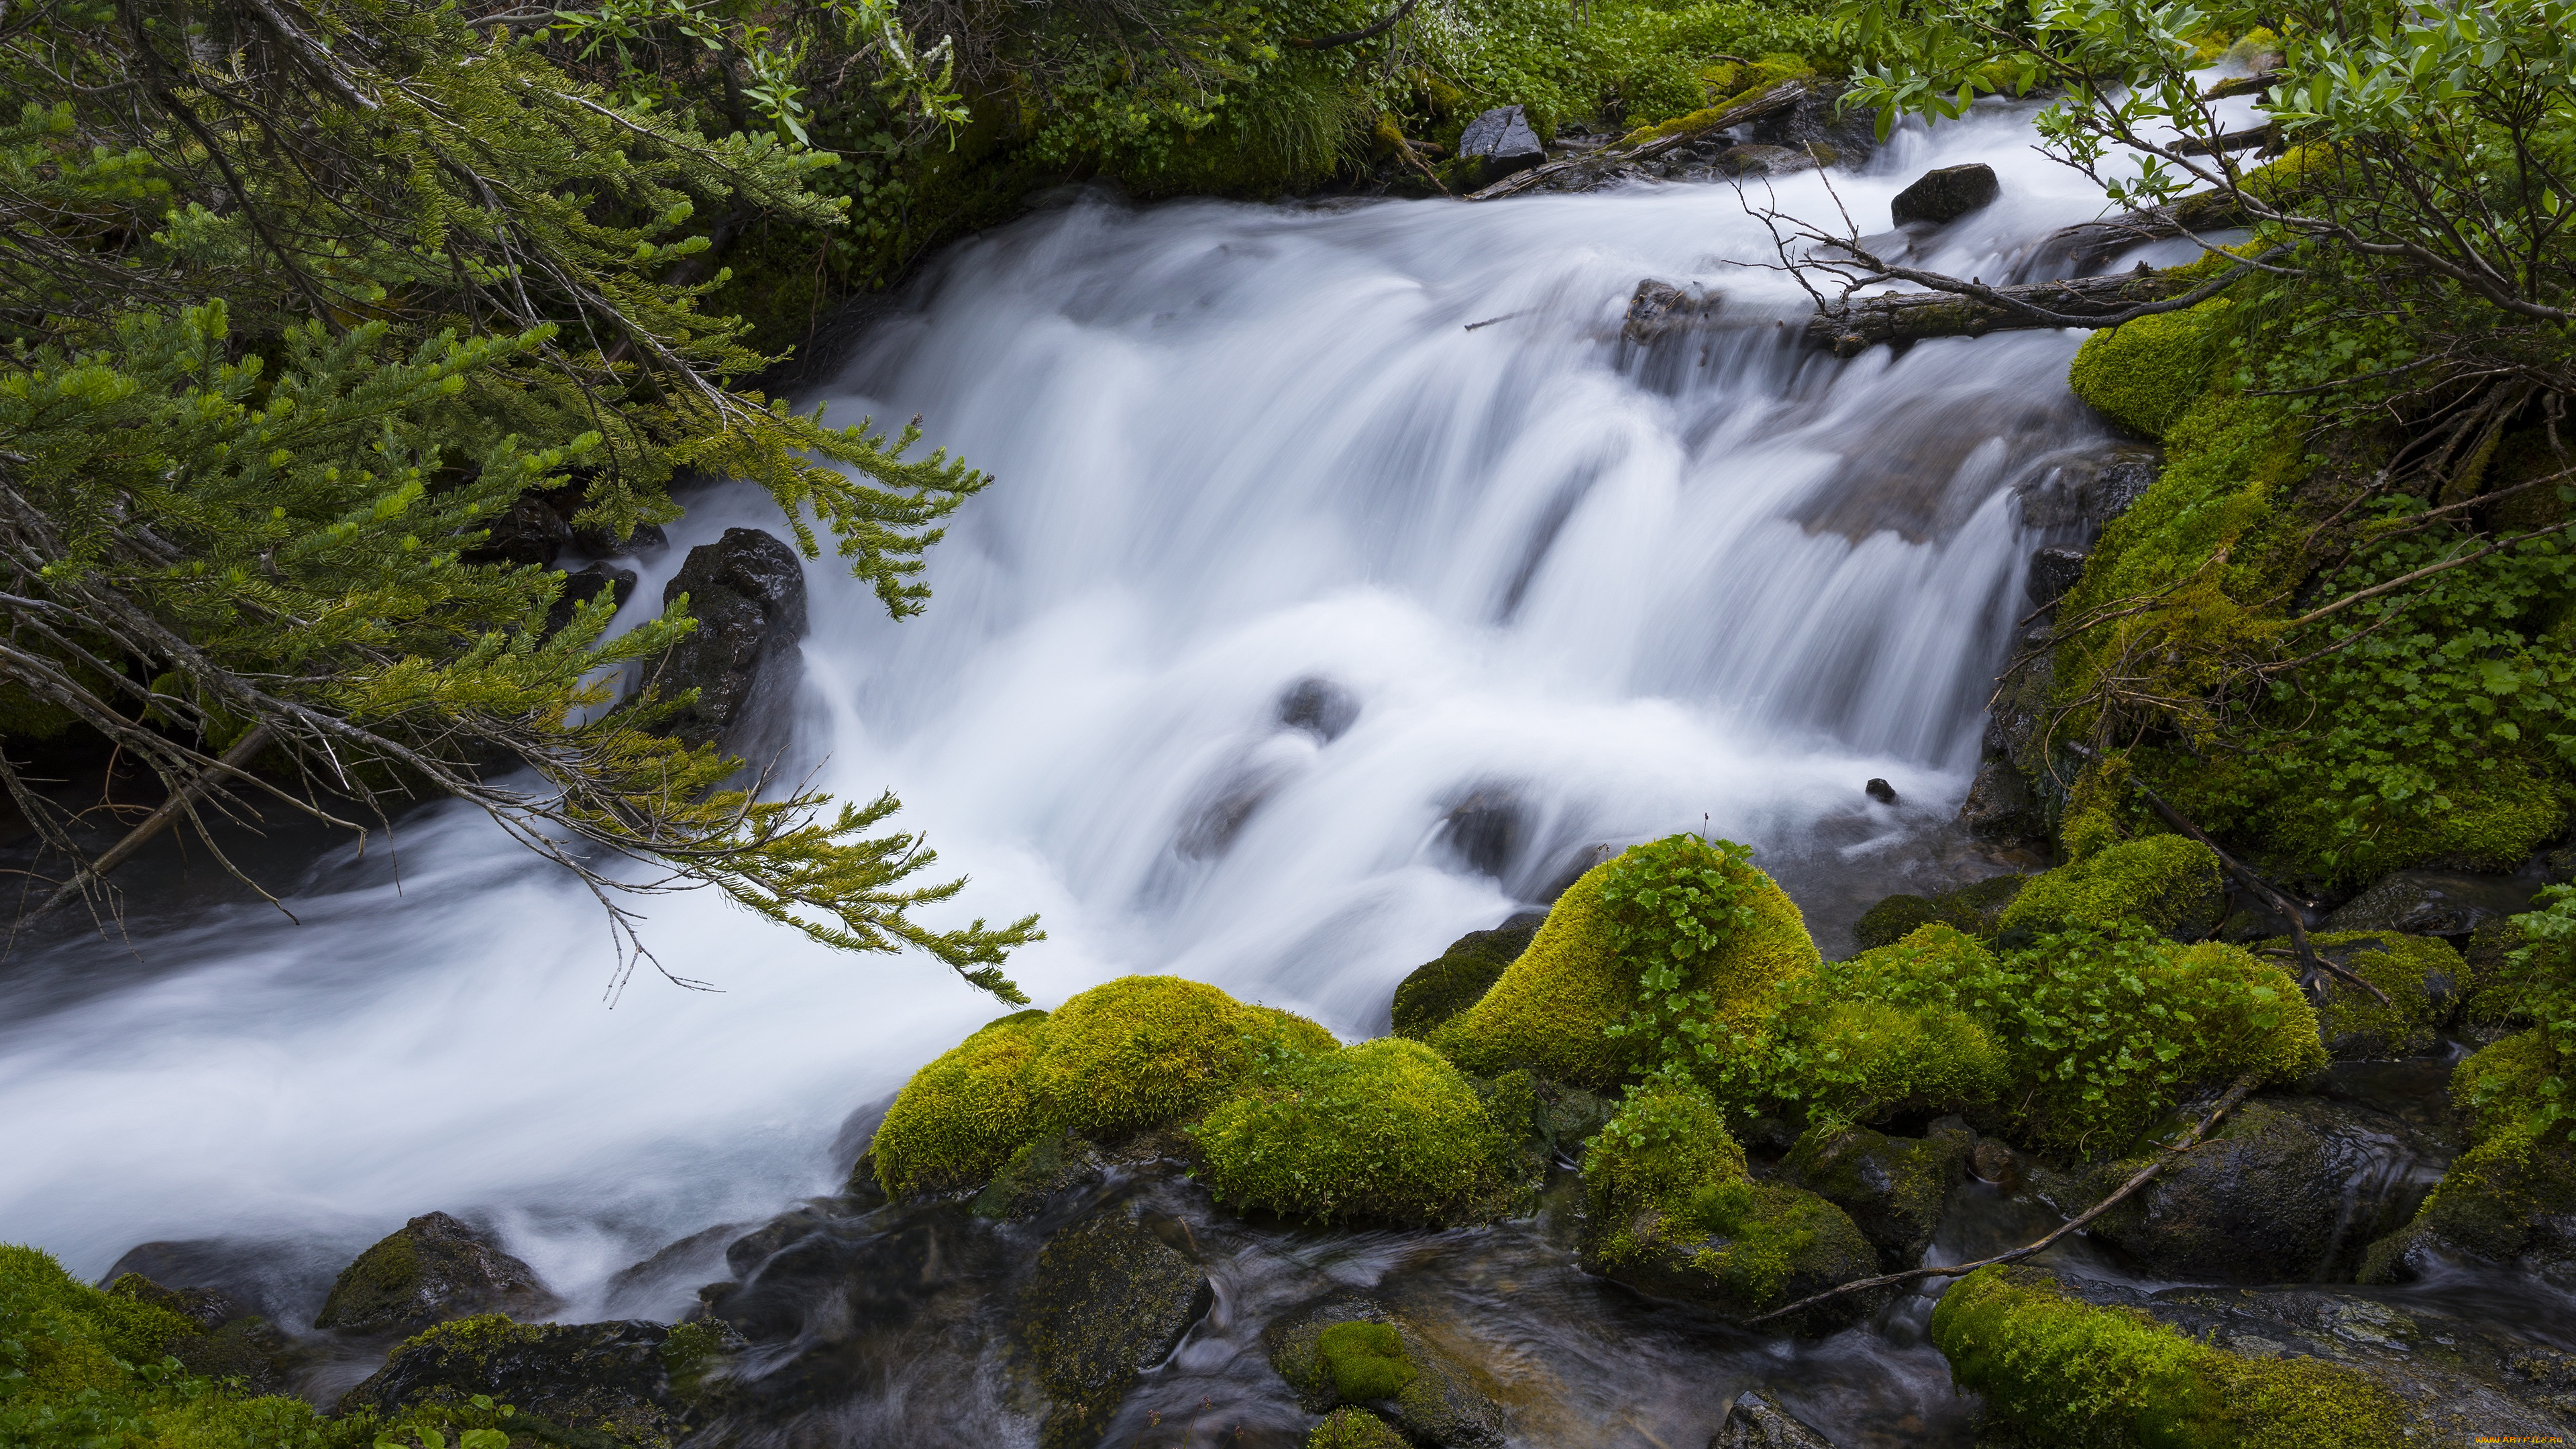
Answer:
[
  {"left": 1781, "top": 1121, "right": 1971, "bottom": 1271},
  {"left": 313, "top": 1212, "right": 555, "bottom": 1334},
  {"left": 1889, "top": 163, "right": 1998, "bottom": 225},
  {"left": 2362, "top": 1124, "right": 2576, "bottom": 1289},
  {"left": 1391, "top": 912, "right": 1544, "bottom": 1038},
  {"left": 1279, "top": 676, "right": 1360, "bottom": 741},
  {"left": 1711, "top": 1390, "right": 1839, "bottom": 1448},
  {"left": 1621, "top": 280, "right": 1719, "bottom": 343},
  {"left": 1270, "top": 1297, "right": 1509, "bottom": 1449},
  {"left": 1713, "top": 143, "right": 1819, "bottom": 176},
  {"left": 653, "top": 527, "right": 808, "bottom": 753},
  {"left": 1019, "top": 1205, "right": 1212, "bottom": 1448}
]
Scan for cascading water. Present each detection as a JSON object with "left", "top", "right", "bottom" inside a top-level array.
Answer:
[{"left": 0, "top": 95, "right": 2403, "bottom": 1444}]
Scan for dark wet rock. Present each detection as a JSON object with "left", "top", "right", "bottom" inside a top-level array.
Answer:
[
  {"left": 470, "top": 493, "right": 574, "bottom": 568},
  {"left": 1851, "top": 874, "right": 2027, "bottom": 950},
  {"left": 1890, "top": 163, "right": 1999, "bottom": 226},
  {"left": 1711, "top": 1389, "right": 1838, "bottom": 1448},
  {"left": 1958, "top": 760, "right": 2047, "bottom": 843},
  {"left": 2047, "top": 1271, "right": 2576, "bottom": 1442},
  {"left": 2013, "top": 445, "right": 2161, "bottom": 534},
  {"left": 106, "top": 1274, "right": 297, "bottom": 1393},
  {"left": 1782, "top": 1121, "right": 1972, "bottom": 1271},
  {"left": 106, "top": 1273, "right": 242, "bottom": 1330},
  {"left": 654, "top": 527, "right": 808, "bottom": 753},
  {"left": 1270, "top": 1297, "right": 1509, "bottom": 1449},
  {"left": 1021, "top": 1206, "right": 1212, "bottom": 1449},
  {"left": 2362, "top": 1128, "right": 2576, "bottom": 1289},
  {"left": 1174, "top": 759, "right": 1288, "bottom": 861},
  {"left": 340, "top": 1313, "right": 731, "bottom": 1444},
  {"left": 544, "top": 561, "right": 638, "bottom": 635},
  {"left": 1436, "top": 784, "right": 1525, "bottom": 879},
  {"left": 313, "top": 1212, "right": 555, "bottom": 1334},
  {"left": 1968, "top": 1136, "right": 2024, "bottom": 1191},
  {"left": 1983, "top": 623, "right": 2057, "bottom": 775},
  {"left": 1534, "top": 1079, "right": 1617, "bottom": 1159},
  {"left": 1458, "top": 105, "right": 1545, "bottom": 186},
  {"left": 1279, "top": 676, "right": 1360, "bottom": 742},
  {"left": 1863, "top": 777, "right": 1898, "bottom": 805},
  {"left": 1391, "top": 912, "right": 1544, "bottom": 1038},
  {"left": 974, "top": 1132, "right": 1112, "bottom": 1221},
  {"left": 572, "top": 518, "right": 668, "bottom": 559},
  {"left": 2324, "top": 868, "right": 2542, "bottom": 938},
  {"left": 602, "top": 1222, "right": 747, "bottom": 1320},
  {"left": 1622, "top": 280, "right": 1719, "bottom": 343},
  {"left": 2024, "top": 545, "right": 2088, "bottom": 610},
  {"left": 1581, "top": 1184, "right": 1882, "bottom": 1334},
  {"left": 1713, "top": 143, "right": 1819, "bottom": 176},
  {"left": 2051, "top": 1095, "right": 2449, "bottom": 1282}
]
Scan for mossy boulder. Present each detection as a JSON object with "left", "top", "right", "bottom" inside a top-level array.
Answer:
[
  {"left": 1391, "top": 914, "right": 1542, "bottom": 1038},
  {"left": 2359, "top": 1122, "right": 2576, "bottom": 1287},
  {"left": 871, "top": 978, "right": 1336, "bottom": 1200},
  {"left": 312, "top": 1212, "right": 555, "bottom": 1334},
  {"left": 2265, "top": 931, "right": 2462, "bottom": 1059},
  {"left": 1428, "top": 844, "right": 1821, "bottom": 1087},
  {"left": 2065, "top": 1096, "right": 2446, "bottom": 1283},
  {"left": 1578, "top": 1077, "right": 1878, "bottom": 1332},
  {"left": 971, "top": 1132, "right": 1111, "bottom": 1221},
  {"left": 1017, "top": 1205, "right": 1212, "bottom": 1449},
  {"left": 1307, "top": 1407, "right": 1409, "bottom": 1448},
  {"left": 1780, "top": 1120, "right": 1971, "bottom": 1271},
  {"left": 2069, "top": 301, "right": 2229, "bottom": 441},
  {"left": 1995, "top": 834, "right": 2226, "bottom": 943},
  {"left": 2453, "top": 1030, "right": 2554, "bottom": 1148},
  {"left": 1269, "top": 1299, "right": 1507, "bottom": 1448},
  {"left": 1733, "top": 924, "right": 2011, "bottom": 1126},
  {"left": 1711, "top": 1390, "right": 1837, "bottom": 1448},
  {"left": 1849, "top": 875, "right": 2026, "bottom": 951},
  {"left": 1930, "top": 1265, "right": 2414, "bottom": 1446},
  {"left": 339, "top": 1313, "right": 724, "bottom": 1446},
  {"left": 1194, "top": 1038, "right": 1519, "bottom": 1225}
]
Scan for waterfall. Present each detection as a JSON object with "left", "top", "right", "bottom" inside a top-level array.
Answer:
[{"left": 0, "top": 100, "right": 2133, "bottom": 1305}]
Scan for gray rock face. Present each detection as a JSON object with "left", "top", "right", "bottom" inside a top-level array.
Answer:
[
  {"left": 1890, "top": 163, "right": 2000, "bottom": 225},
  {"left": 1020, "top": 1206, "right": 1212, "bottom": 1448},
  {"left": 2024, "top": 545, "right": 2089, "bottom": 609},
  {"left": 1959, "top": 759, "right": 2046, "bottom": 843},
  {"left": 2326, "top": 869, "right": 2544, "bottom": 936},
  {"left": 313, "top": 1211, "right": 556, "bottom": 1334},
  {"left": 1279, "top": 676, "right": 1360, "bottom": 741},
  {"left": 2055, "top": 1096, "right": 2449, "bottom": 1282},
  {"left": 2015, "top": 445, "right": 2161, "bottom": 533},
  {"left": 1458, "top": 105, "right": 1545, "bottom": 185},
  {"left": 1713, "top": 143, "right": 1819, "bottom": 176},
  {"left": 1623, "top": 279, "right": 1720, "bottom": 342},
  {"left": 655, "top": 527, "right": 808, "bottom": 753},
  {"left": 1710, "top": 1390, "right": 1839, "bottom": 1448}
]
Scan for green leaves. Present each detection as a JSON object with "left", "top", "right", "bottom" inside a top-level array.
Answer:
[{"left": 1596, "top": 833, "right": 1759, "bottom": 1069}]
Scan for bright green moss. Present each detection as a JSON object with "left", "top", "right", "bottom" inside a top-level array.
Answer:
[
  {"left": 2362, "top": 1120, "right": 2576, "bottom": 1281},
  {"left": 2069, "top": 301, "right": 2227, "bottom": 441},
  {"left": 870, "top": 1008, "right": 1053, "bottom": 1199},
  {"left": 1580, "top": 1073, "right": 1748, "bottom": 1220},
  {"left": 2454, "top": 1030, "right": 2555, "bottom": 1147},
  {"left": 1996, "top": 835, "right": 2225, "bottom": 941},
  {"left": 1615, "top": 53, "right": 1813, "bottom": 144},
  {"left": 1430, "top": 848, "right": 1820, "bottom": 1086},
  {"left": 2000, "top": 929, "right": 2326, "bottom": 1160},
  {"left": 1195, "top": 1038, "right": 1512, "bottom": 1224},
  {"left": 1391, "top": 919, "right": 1537, "bottom": 1040},
  {"left": 1306, "top": 1406, "right": 1408, "bottom": 1448},
  {"left": 1930, "top": 1266, "right": 2410, "bottom": 1447},
  {"left": 1313, "top": 1322, "right": 1415, "bottom": 1401},
  {"left": 1790, "top": 998, "right": 2009, "bottom": 1122},
  {"left": 873, "top": 979, "right": 1339, "bottom": 1199},
  {"left": 2277, "top": 932, "right": 2457, "bottom": 1059}
]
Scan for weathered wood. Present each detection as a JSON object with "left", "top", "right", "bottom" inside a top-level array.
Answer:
[
  {"left": 1466, "top": 81, "right": 1809, "bottom": 202},
  {"left": 1801, "top": 266, "right": 2205, "bottom": 355},
  {"left": 2037, "top": 190, "right": 2251, "bottom": 276}
]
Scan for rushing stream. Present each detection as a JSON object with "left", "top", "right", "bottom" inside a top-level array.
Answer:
[{"left": 14, "top": 90, "right": 2556, "bottom": 1446}]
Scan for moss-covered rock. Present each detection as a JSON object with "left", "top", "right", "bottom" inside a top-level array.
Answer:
[
  {"left": 1017, "top": 1205, "right": 1212, "bottom": 1449},
  {"left": 2068, "top": 301, "right": 2230, "bottom": 441},
  {"left": 1722, "top": 924, "right": 2011, "bottom": 1127},
  {"left": 1429, "top": 845, "right": 1821, "bottom": 1087},
  {"left": 2359, "top": 1122, "right": 2576, "bottom": 1286},
  {"left": 1995, "top": 834, "right": 2226, "bottom": 943},
  {"left": 1269, "top": 1299, "right": 1508, "bottom": 1448},
  {"left": 1307, "top": 1406, "right": 1409, "bottom": 1448},
  {"left": 971, "top": 1132, "right": 1110, "bottom": 1221},
  {"left": 1929, "top": 1265, "right": 2414, "bottom": 1446},
  {"left": 1850, "top": 875, "right": 2027, "bottom": 951},
  {"left": 1578, "top": 1077, "right": 1878, "bottom": 1331},
  {"left": 1195, "top": 1037, "right": 1518, "bottom": 1225},
  {"left": 1780, "top": 1121, "right": 1970, "bottom": 1271},
  {"left": 1392, "top": 914, "right": 1542, "bottom": 1039},
  {"left": 871, "top": 978, "right": 1336, "bottom": 1200},
  {"left": 313, "top": 1212, "right": 555, "bottom": 1334},
  {"left": 339, "top": 1313, "right": 720, "bottom": 1447},
  {"left": 1711, "top": 1390, "right": 1837, "bottom": 1448},
  {"left": 2453, "top": 1030, "right": 2555, "bottom": 1147},
  {"left": 2266, "top": 931, "right": 2461, "bottom": 1059}
]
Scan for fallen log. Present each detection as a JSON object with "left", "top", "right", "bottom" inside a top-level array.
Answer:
[
  {"left": 1466, "top": 80, "right": 1809, "bottom": 202},
  {"left": 1801, "top": 264, "right": 2206, "bottom": 355},
  {"left": 2035, "top": 189, "right": 2251, "bottom": 275}
]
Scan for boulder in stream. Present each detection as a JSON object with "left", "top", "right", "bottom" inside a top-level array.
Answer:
[
  {"left": 1391, "top": 912, "right": 1544, "bottom": 1038},
  {"left": 1957, "top": 760, "right": 2046, "bottom": 843},
  {"left": 1458, "top": 105, "right": 1545, "bottom": 186},
  {"left": 312, "top": 1211, "right": 555, "bottom": 1334},
  {"left": 1711, "top": 1390, "right": 1839, "bottom": 1448},
  {"left": 543, "top": 560, "right": 638, "bottom": 636},
  {"left": 339, "top": 1313, "right": 734, "bottom": 1443},
  {"left": 653, "top": 527, "right": 808, "bottom": 753},
  {"left": 1018, "top": 1204, "right": 1212, "bottom": 1448},
  {"left": 1781, "top": 1120, "right": 1972, "bottom": 1271},
  {"left": 2361, "top": 1122, "right": 2576, "bottom": 1289},
  {"left": 1270, "top": 1297, "right": 1509, "bottom": 1449},
  {"left": 2325, "top": 867, "right": 2543, "bottom": 937},
  {"left": 1888, "top": 163, "right": 1999, "bottom": 225},
  {"left": 1850, "top": 874, "right": 2026, "bottom": 949},
  {"left": 2267, "top": 930, "right": 2463, "bottom": 1059}
]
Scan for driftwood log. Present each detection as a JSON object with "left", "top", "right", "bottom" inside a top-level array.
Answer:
[
  {"left": 2034, "top": 189, "right": 2251, "bottom": 276},
  {"left": 1466, "top": 80, "right": 1810, "bottom": 202},
  {"left": 1801, "top": 264, "right": 2208, "bottom": 355}
]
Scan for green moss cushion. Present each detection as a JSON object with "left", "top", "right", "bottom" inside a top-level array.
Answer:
[
  {"left": 1195, "top": 1038, "right": 1511, "bottom": 1224},
  {"left": 2453, "top": 1030, "right": 2555, "bottom": 1148},
  {"left": 1430, "top": 850, "right": 1821, "bottom": 1086},
  {"left": 2069, "top": 302, "right": 2226, "bottom": 441},
  {"left": 869, "top": 1008, "right": 1055, "bottom": 1199},
  {"left": 1996, "top": 835, "right": 2226, "bottom": 942},
  {"left": 1931, "top": 1265, "right": 2410, "bottom": 1447}
]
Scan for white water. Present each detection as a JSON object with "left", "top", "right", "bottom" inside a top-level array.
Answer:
[{"left": 1, "top": 102, "right": 2143, "bottom": 1307}]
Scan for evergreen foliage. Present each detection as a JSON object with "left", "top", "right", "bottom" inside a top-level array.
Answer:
[{"left": 0, "top": 0, "right": 1038, "bottom": 992}]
